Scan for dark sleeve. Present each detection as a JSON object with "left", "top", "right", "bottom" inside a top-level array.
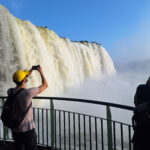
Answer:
[
  {"left": 7, "top": 88, "right": 12, "bottom": 96},
  {"left": 134, "top": 85, "right": 142, "bottom": 106},
  {"left": 134, "top": 90, "right": 138, "bottom": 106}
]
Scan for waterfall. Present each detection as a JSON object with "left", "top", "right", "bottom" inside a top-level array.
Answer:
[{"left": 0, "top": 5, "right": 116, "bottom": 96}]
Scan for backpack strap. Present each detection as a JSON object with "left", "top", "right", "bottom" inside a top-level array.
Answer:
[
  {"left": 7, "top": 88, "right": 24, "bottom": 105},
  {"left": 20, "top": 102, "right": 32, "bottom": 125},
  {"left": 11, "top": 89, "right": 32, "bottom": 126},
  {"left": 10, "top": 88, "right": 24, "bottom": 98},
  {"left": 24, "top": 102, "right": 32, "bottom": 116},
  {"left": 12, "top": 88, "right": 32, "bottom": 121}
]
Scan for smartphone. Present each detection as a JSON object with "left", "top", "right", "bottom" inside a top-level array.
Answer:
[{"left": 32, "top": 65, "right": 39, "bottom": 70}]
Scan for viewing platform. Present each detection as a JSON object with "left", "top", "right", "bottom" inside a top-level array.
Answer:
[{"left": 0, "top": 97, "right": 134, "bottom": 150}]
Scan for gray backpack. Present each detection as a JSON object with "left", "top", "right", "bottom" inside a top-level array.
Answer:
[{"left": 1, "top": 89, "right": 31, "bottom": 129}]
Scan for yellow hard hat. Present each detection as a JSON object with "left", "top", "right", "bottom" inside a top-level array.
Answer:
[{"left": 13, "top": 70, "right": 29, "bottom": 83}]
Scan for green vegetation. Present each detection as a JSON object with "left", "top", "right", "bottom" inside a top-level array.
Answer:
[{"left": 72, "top": 40, "right": 101, "bottom": 45}]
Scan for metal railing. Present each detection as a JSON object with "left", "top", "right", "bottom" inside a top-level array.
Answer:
[{"left": 0, "top": 96, "right": 135, "bottom": 150}]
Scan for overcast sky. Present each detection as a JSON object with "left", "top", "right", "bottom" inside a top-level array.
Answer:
[{"left": 1, "top": 0, "right": 150, "bottom": 62}]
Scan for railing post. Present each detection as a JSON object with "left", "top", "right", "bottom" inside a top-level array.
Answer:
[
  {"left": 2, "top": 98, "right": 7, "bottom": 144},
  {"left": 106, "top": 106, "right": 113, "bottom": 150},
  {"left": 50, "top": 99, "right": 55, "bottom": 148}
]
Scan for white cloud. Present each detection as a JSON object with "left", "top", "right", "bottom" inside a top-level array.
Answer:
[{"left": 111, "top": 16, "right": 150, "bottom": 63}]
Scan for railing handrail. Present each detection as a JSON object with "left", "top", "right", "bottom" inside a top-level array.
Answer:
[
  {"left": 0, "top": 96, "right": 134, "bottom": 149},
  {"left": 0, "top": 96, "right": 135, "bottom": 111}
]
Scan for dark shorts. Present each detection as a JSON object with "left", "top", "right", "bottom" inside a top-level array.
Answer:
[
  {"left": 12, "top": 128, "right": 37, "bottom": 150},
  {"left": 132, "top": 125, "right": 150, "bottom": 150}
]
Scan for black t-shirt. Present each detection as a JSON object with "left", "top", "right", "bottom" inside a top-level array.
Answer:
[
  {"left": 134, "top": 84, "right": 150, "bottom": 106},
  {"left": 133, "top": 84, "right": 150, "bottom": 146}
]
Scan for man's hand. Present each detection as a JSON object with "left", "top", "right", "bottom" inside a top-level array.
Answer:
[
  {"left": 37, "top": 65, "right": 43, "bottom": 73},
  {"left": 37, "top": 65, "right": 48, "bottom": 94},
  {"left": 29, "top": 65, "right": 48, "bottom": 94}
]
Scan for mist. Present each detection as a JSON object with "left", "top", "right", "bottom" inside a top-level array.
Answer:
[{"left": 51, "top": 59, "right": 150, "bottom": 124}]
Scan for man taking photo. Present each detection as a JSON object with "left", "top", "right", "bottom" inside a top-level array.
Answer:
[{"left": 8, "top": 65, "right": 48, "bottom": 150}]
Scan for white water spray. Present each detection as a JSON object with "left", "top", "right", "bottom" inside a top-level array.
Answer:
[{"left": 0, "top": 5, "right": 116, "bottom": 96}]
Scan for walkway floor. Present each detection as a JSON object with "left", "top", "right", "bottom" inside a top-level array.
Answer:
[{"left": 0, "top": 141, "right": 58, "bottom": 150}]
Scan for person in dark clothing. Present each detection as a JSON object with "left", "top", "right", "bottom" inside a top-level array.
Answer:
[
  {"left": 134, "top": 77, "right": 150, "bottom": 106},
  {"left": 132, "top": 77, "right": 150, "bottom": 150}
]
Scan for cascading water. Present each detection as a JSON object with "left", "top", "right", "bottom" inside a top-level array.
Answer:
[{"left": 0, "top": 5, "right": 116, "bottom": 96}]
